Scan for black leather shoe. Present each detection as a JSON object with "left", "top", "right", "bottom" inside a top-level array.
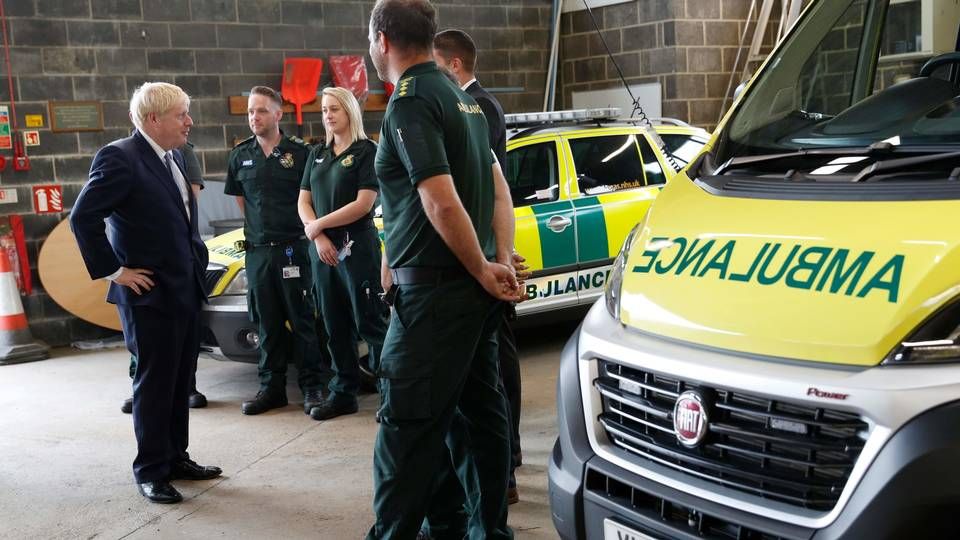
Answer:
[
  {"left": 121, "top": 397, "right": 133, "bottom": 414},
  {"left": 137, "top": 480, "right": 182, "bottom": 504},
  {"left": 309, "top": 397, "right": 359, "bottom": 421},
  {"left": 170, "top": 459, "right": 222, "bottom": 481},
  {"left": 188, "top": 391, "right": 208, "bottom": 409},
  {"left": 303, "top": 389, "right": 324, "bottom": 414},
  {"left": 241, "top": 391, "right": 287, "bottom": 415}
]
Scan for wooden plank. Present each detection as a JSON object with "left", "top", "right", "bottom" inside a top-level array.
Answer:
[{"left": 227, "top": 93, "right": 388, "bottom": 115}]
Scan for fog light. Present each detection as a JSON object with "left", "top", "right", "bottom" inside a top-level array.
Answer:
[{"left": 239, "top": 329, "right": 260, "bottom": 349}]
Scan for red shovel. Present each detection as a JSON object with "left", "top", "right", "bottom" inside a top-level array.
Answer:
[{"left": 281, "top": 57, "right": 324, "bottom": 138}]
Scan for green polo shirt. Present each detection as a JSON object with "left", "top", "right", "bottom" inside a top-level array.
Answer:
[
  {"left": 224, "top": 132, "right": 311, "bottom": 245},
  {"left": 300, "top": 138, "right": 379, "bottom": 226},
  {"left": 374, "top": 61, "right": 496, "bottom": 269}
]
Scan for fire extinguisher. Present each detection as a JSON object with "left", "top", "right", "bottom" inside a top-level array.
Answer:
[{"left": 1, "top": 0, "right": 29, "bottom": 171}]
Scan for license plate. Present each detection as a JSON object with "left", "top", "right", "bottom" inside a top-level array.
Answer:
[{"left": 603, "top": 518, "right": 656, "bottom": 540}]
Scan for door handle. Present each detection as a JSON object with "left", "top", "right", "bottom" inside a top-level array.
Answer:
[{"left": 547, "top": 215, "right": 572, "bottom": 233}]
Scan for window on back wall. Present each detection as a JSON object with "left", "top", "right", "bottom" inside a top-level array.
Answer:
[{"left": 561, "top": 0, "right": 633, "bottom": 14}]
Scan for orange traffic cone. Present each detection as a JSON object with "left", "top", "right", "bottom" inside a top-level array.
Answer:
[{"left": 0, "top": 250, "right": 48, "bottom": 365}]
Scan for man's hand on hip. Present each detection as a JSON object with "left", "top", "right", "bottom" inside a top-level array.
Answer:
[{"left": 115, "top": 267, "right": 155, "bottom": 295}]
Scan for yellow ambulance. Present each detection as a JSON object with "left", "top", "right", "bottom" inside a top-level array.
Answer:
[{"left": 549, "top": 1, "right": 960, "bottom": 539}]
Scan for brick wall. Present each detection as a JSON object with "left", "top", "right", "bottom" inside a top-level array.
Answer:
[
  {"left": 559, "top": 0, "right": 766, "bottom": 131},
  {"left": 1, "top": 0, "right": 551, "bottom": 346}
]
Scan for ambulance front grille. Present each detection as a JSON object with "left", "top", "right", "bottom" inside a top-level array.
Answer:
[{"left": 595, "top": 360, "right": 869, "bottom": 512}]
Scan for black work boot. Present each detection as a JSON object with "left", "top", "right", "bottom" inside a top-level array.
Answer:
[
  {"left": 241, "top": 390, "right": 288, "bottom": 415},
  {"left": 121, "top": 396, "right": 133, "bottom": 414},
  {"left": 303, "top": 388, "right": 324, "bottom": 414},
  {"left": 309, "top": 396, "right": 358, "bottom": 421}
]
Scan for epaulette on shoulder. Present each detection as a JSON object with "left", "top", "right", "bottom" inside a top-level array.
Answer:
[
  {"left": 394, "top": 76, "right": 416, "bottom": 99},
  {"left": 234, "top": 135, "right": 255, "bottom": 148},
  {"left": 287, "top": 134, "right": 308, "bottom": 146}
]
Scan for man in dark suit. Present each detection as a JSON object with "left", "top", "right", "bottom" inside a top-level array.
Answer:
[{"left": 71, "top": 82, "right": 221, "bottom": 504}]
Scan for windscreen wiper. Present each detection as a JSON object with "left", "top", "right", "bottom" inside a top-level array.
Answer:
[
  {"left": 715, "top": 141, "right": 898, "bottom": 175},
  {"left": 850, "top": 151, "right": 960, "bottom": 182}
]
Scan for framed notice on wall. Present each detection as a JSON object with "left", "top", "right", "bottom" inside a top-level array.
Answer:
[{"left": 49, "top": 101, "right": 103, "bottom": 132}]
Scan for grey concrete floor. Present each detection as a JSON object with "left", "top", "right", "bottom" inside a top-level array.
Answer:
[{"left": 0, "top": 321, "right": 577, "bottom": 539}]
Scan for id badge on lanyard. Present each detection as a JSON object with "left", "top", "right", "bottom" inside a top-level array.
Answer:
[{"left": 282, "top": 245, "right": 301, "bottom": 279}]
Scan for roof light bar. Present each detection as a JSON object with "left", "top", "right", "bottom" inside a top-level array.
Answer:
[{"left": 504, "top": 107, "right": 621, "bottom": 127}]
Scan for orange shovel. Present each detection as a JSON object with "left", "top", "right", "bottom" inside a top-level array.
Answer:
[{"left": 281, "top": 57, "right": 324, "bottom": 137}]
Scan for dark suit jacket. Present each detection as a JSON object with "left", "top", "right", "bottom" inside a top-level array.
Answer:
[
  {"left": 71, "top": 131, "right": 208, "bottom": 314},
  {"left": 465, "top": 81, "right": 507, "bottom": 167}
]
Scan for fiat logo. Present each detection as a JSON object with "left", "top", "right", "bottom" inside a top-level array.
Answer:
[{"left": 673, "top": 390, "right": 709, "bottom": 447}]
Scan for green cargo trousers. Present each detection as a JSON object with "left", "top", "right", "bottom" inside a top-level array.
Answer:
[
  {"left": 367, "top": 278, "right": 513, "bottom": 540},
  {"left": 310, "top": 227, "right": 388, "bottom": 402},
  {"left": 245, "top": 240, "right": 324, "bottom": 394}
]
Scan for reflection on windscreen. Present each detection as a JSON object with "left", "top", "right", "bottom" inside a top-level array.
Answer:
[{"left": 722, "top": 0, "right": 960, "bottom": 160}]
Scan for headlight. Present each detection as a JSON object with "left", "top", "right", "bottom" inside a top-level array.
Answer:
[
  {"left": 604, "top": 221, "right": 644, "bottom": 321},
  {"left": 883, "top": 300, "right": 960, "bottom": 365},
  {"left": 222, "top": 269, "right": 248, "bottom": 295}
]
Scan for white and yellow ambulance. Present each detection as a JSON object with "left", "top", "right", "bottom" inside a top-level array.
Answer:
[{"left": 550, "top": 1, "right": 960, "bottom": 539}]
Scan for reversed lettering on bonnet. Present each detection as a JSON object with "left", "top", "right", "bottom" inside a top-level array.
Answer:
[{"left": 632, "top": 237, "right": 905, "bottom": 303}]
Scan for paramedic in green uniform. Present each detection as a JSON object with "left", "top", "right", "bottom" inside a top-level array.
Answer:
[
  {"left": 298, "top": 86, "right": 388, "bottom": 421},
  {"left": 366, "top": 1, "right": 522, "bottom": 538},
  {"left": 224, "top": 85, "right": 326, "bottom": 416}
]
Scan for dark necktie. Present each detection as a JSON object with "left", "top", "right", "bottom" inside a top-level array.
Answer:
[{"left": 164, "top": 152, "right": 175, "bottom": 181}]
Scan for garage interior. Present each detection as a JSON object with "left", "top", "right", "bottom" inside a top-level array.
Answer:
[{"left": 0, "top": 0, "right": 793, "bottom": 538}]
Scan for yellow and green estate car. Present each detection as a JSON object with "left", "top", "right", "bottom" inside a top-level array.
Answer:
[
  {"left": 549, "top": 2, "right": 960, "bottom": 539},
  {"left": 200, "top": 108, "right": 708, "bottom": 362}
]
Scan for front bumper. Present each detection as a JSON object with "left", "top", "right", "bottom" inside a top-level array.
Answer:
[
  {"left": 200, "top": 295, "right": 258, "bottom": 363},
  {"left": 548, "top": 302, "right": 960, "bottom": 539}
]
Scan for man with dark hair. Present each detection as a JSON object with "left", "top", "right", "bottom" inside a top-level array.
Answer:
[
  {"left": 433, "top": 28, "right": 521, "bottom": 509},
  {"left": 225, "top": 85, "right": 327, "bottom": 416},
  {"left": 366, "top": 1, "right": 520, "bottom": 538}
]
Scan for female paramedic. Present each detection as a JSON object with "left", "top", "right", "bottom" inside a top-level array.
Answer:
[{"left": 298, "top": 86, "right": 388, "bottom": 421}]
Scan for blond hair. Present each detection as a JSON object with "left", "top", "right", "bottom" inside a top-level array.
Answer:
[
  {"left": 129, "top": 82, "right": 190, "bottom": 131},
  {"left": 322, "top": 87, "right": 367, "bottom": 146}
]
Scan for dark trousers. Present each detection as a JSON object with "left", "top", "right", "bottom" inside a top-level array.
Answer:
[
  {"left": 118, "top": 304, "right": 199, "bottom": 483},
  {"left": 311, "top": 227, "right": 388, "bottom": 402},
  {"left": 128, "top": 355, "right": 198, "bottom": 393},
  {"left": 368, "top": 279, "right": 512, "bottom": 540},
  {"left": 423, "top": 309, "right": 522, "bottom": 538},
  {"left": 246, "top": 240, "right": 325, "bottom": 394}
]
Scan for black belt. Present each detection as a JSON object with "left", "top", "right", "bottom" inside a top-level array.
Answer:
[
  {"left": 246, "top": 235, "right": 307, "bottom": 249},
  {"left": 391, "top": 266, "right": 468, "bottom": 285}
]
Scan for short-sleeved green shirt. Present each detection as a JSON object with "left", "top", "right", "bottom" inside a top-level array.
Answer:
[
  {"left": 224, "top": 132, "right": 310, "bottom": 245},
  {"left": 300, "top": 138, "right": 379, "bottom": 227},
  {"left": 375, "top": 61, "right": 496, "bottom": 269}
]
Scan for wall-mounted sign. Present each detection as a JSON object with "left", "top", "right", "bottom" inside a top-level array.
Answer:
[
  {"left": 0, "top": 188, "right": 18, "bottom": 204},
  {"left": 23, "top": 131, "right": 39, "bottom": 147},
  {"left": 0, "top": 105, "right": 11, "bottom": 150},
  {"left": 25, "top": 115, "right": 43, "bottom": 128},
  {"left": 49, "top": 101, "right": 103, "bottom": 132},
  {"left": 33, "top": 185, "right": 63, "bottom": 214}
]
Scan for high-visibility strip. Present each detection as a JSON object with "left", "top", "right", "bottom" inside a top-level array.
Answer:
[
  {"left": 0, "top": 313, "right": 27, "bottom": 330},
  {"left": 513, "top": 206, "right": 543, "bottom": 271},
  {"left": 531, "top": 200, "right": 577, "bottom": 268},
  {"left": 571, "top": 196, "right": 609, "bottom": 263}
]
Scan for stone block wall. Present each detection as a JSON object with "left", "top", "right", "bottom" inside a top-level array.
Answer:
[
  {"left": 1, "top": 0, "right": 551, "bottom": 346},
  {"left": 559, "top": 0, "right": 771, "bottom": 131}
]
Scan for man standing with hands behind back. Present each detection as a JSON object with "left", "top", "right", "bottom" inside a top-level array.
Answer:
[
  {"left": 366, "top": 1, "right": 521, "bottom": 538},
  {"left": 71, "top": 82, "right": 221, "bottom": 504}
]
